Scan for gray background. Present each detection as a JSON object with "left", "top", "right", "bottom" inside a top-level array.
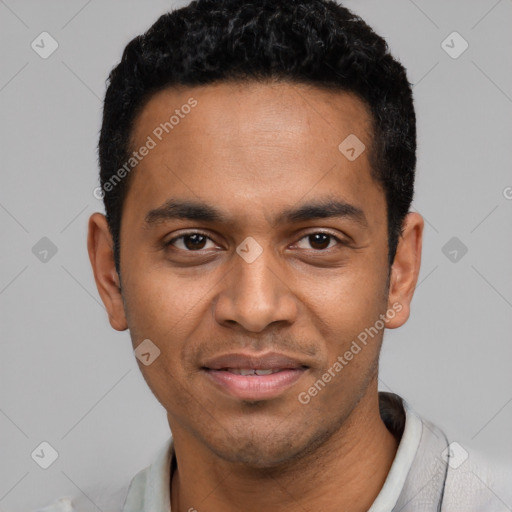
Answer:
[{"left": 1, "top": 0, "right": 511, "bottom": 510}]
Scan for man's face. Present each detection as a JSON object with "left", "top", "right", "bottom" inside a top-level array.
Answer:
[{"left": 104, "top": 82, "right": 399, "bottom": 467}]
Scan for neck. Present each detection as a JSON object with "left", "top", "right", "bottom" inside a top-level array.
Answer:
[{"left": 170, "top": 384, "right": 398, "bottom": 512}]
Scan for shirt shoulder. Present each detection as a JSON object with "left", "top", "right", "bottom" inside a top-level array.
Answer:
[
  {"left": 31, "top": 438, "right": 172, "bottom": 512},
  {"left": 30, "top": 483, "right": 130, "bottom": 512},
  {"left": 441, "top": 448, "right": 512, "bottom": 512},
  {"left": 379, "top": 395, "right": 512, "bottom": 512},
  {"left": 31, "top": 496, "right": 76, "bottom": 512},
  {"left": 120, "top": 465, "right": 151, "bottom": 512}
]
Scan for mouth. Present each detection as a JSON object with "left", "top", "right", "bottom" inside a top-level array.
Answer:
[
  {"left": 215, "top": 368, "right": 288, "bottom": 375},
  {"left": 201, "top": 352, "right": 309, "bottom": 401}
]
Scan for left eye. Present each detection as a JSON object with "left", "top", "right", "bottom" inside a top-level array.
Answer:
[{"left": 295, "top": 233, "right": 341, "bottom": 250}]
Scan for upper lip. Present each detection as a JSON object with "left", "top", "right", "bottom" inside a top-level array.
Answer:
[{"left": 202, "top": 352, "right": 308, "bottom": 371}]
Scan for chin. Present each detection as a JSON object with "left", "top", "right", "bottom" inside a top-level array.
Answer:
[
  {"left": 212, "top": 441, "right": 303, "bottom": 469},
  {"left": 204, "top": 422, "right": 331, "bottom": 471}
]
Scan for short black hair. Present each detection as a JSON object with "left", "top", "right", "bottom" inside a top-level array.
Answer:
[{"left": 98, "top": 0, "right": 416, "bottom": 275}]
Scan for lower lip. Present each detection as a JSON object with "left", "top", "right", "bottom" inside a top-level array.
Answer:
[{"left": 203, "top": 368, "right": 307, "bottom": 401}]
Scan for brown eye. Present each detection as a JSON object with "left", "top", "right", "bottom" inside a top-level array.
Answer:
[
  {"left": 183, "top": 234, "right": 207, "bottom": 250},
  {"left": 167, "top": 232, "right": 215, "bottom": 251},
  {"left": 308, "top": 233, "right": 331, "bottom": 250},
  {"left": 295, "top": 232, "right": 340, "bottom": 251}
]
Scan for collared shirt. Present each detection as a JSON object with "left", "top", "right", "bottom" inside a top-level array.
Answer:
[{"left": 34, "top": 392, "right": 512, "bottom": 512}]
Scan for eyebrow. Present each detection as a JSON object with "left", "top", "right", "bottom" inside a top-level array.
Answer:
[{"left": 144, "top": 197, "right": 368, "bottom": 228}]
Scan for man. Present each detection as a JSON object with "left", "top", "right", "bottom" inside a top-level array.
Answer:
[{"left": 41, "top": 0, "right": 510, "bottom": 510}]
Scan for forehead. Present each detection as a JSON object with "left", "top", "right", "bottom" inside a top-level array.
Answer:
[
  {"left": 125, "top": 81, "right": 382, "bottom": 223},
  {"left": 131, "top": 80, "right": 373, "bottom": 152}
]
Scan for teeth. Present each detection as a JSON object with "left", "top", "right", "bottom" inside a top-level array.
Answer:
[
  {"left": 225, "top": 368, "right": 280, "bottom": 375},
  {"left": 255, "top": 369, "right": 274, "bottom": 375}
]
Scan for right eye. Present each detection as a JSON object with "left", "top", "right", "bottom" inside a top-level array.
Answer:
[{"left": 166, "top": 232, "right": 218, "bottom": 251}]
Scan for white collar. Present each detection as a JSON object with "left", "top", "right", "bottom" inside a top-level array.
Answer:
[{"left": 368, "top": 399, "right": 423, "bottom": 511}]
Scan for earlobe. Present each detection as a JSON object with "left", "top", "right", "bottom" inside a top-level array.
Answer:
[
  {"left": 385, "top": 212, "right": 424, "bottom": 329},
  {"left": 87, "top": 213, "right": 128, "bottom": 331}
]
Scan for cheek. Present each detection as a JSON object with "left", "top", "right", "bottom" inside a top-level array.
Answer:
[
  {"left": 297, "top": 268, "right": 387, "bottom": 402},
  {"left": 117, "top": 242, "right": 183, "bottom": 399},
  {"left": 303, "top": 259, "right": 387, "bottom": 342},
  {"left": 122, "top": 267, "right": 209, "bottom": 346},
  {"left": 297, "top": 269, "right": 385, "bottom": 408},
  {"left": 122, "top": 269, "right": 206, "bottom": 409}
]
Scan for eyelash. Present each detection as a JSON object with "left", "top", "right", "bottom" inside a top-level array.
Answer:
[{"left": 165, "top": 231, "right": 347, "bottom": 252}]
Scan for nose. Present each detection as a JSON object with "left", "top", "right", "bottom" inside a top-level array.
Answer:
[{"left": 213, "top": 249, "right": 298, "bottom": 333}]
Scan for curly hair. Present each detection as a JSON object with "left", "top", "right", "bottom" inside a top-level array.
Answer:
[{"left": 98, "top": 0, "right": 416, "bottom": 275}]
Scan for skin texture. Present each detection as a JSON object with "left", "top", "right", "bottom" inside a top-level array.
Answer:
[{"left": 88, "top": 81, "right": 423, "bottom": 512}]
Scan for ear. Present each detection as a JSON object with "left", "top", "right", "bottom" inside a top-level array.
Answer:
[
  {"left": 87, "top": 213, "right": 128, "bottom": 331},
  {"left": 385, "top": 212, "right": 424, "bottom": 329}
]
